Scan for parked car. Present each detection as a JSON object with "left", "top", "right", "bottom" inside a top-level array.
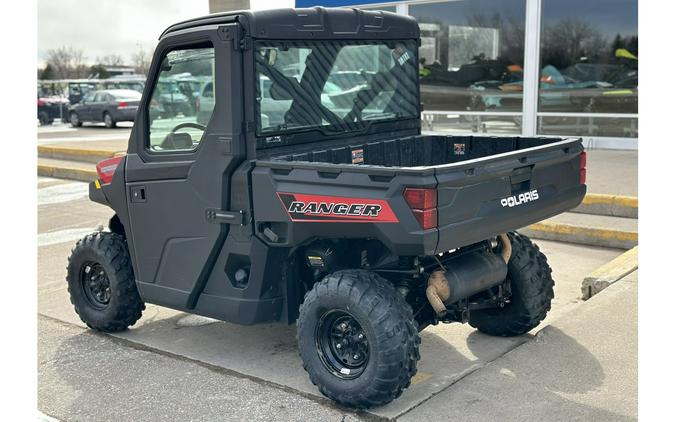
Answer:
[
  {"left": 69, "top": 89, "right": 142, "bottom": 128},
  {"left": 196, "top": 81, "right": 215, "bottom": 125},
  {"left": 38, "top": 95, "right": 69, "bottom": 125}
]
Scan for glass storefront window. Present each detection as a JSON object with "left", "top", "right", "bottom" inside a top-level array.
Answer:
[
  {"left": 539, "top": 0, "right": 638, "bottom": 114},
  {"left": 409, "top": 0, "right": 527, "bottom": 112},
  {"left": 538, "top": 115, "right": 637, "bottom": 138},
  {"left": 423, "top": 113, "right": 522, "bottom": 135}
]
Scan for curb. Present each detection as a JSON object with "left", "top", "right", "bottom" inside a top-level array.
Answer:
[
  {"left": 38, "top": 164, "right": 96, "bottom": 183},
  {"left": 521, "top": 221, "right": 638, "bottom": 250},
  {"left": 571, "top": 193, "right": 638, "bottom": 218},
  {"left": 581, "top": 246, "right": 638, "bottom": 299},
  {"left": 37, "top": 145, "right": 125, "bottom": 164}
]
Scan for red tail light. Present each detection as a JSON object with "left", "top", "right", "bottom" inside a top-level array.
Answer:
[
  {"left": 404, "top": 188, "right": 437, "bottom": 209},
  {"left": 37, "top": 99, "right": 46, "bottom": 107},
  {"left": 117, "top": 101, "right": 128, "bottom": 108},
  {"left": 96, "top": 156, "right": 124, "bottom": 185},
  {"left": 404, "top": 187, "right": 438, "bottom": 230},
  {"left": 580, "top": 151, "right": 587, "bottom": 185}
]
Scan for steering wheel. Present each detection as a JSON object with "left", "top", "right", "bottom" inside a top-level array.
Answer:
[
  {"left": 170, "top": 122, "right": 206, "bottom": 133},
  {"left": 158, "top": 121, "right": 208, "bottom": 150}
]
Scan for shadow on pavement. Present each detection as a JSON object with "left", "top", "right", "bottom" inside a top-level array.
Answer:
[{"left": 401, "top": 326, "right": 636, "bottom": 422}]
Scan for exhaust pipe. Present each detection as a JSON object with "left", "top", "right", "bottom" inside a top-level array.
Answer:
[{"left": 427, "top": 234, "right": 511, "bottom": 316}]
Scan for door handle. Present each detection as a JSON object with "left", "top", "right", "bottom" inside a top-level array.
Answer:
[{"left": 130, "top": 186, "right": 146, "bottom": 203}]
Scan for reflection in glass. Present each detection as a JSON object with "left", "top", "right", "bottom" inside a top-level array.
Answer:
[
  {"left": 147, "top": 47, "right": 215, "bottom": 151},
  {"left": 410, "top": 0, "right": 526, "bottom": 112},
  {"left": 423, "top": 113, "right": 522, "bottom": 135},
  {"left": 538, "top": 116, "right": 637, "bottom": 138},
  {"left": 538, "top": 0, "right": 638, "bottom": 114}
]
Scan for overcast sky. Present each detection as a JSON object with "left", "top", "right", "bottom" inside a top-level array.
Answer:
[{"left": 38, "top": 0, "right": 209, "bottom": 66}]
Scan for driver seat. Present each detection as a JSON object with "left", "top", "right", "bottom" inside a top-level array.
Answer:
[{"left": 160, "top": 132, "right": 193, "bottom": 150}]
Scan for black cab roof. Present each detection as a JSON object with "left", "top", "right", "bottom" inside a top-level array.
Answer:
[{"left": 160, "top": 7, "right": 419, "bottom": 41}]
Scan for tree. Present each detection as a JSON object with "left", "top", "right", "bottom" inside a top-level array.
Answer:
[
  {"left": 89, "top": 64, "right": 110, "bottom": 79},
  {"left": 541, "top": 17, "right": 606, "bottom": 69},
  {"left": 98, "top": 54, "right": 125, "bottom": 67},
  {"left": 39, "top": 63, "right": 55, "bottom": 80},
  {"left": 131, "top": 45, "right": 152, "bottom": 75},
  {"left": 45, "top": 45, "right": 87, "bottom": 79}
]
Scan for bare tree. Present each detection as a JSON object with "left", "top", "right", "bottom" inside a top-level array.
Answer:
[
  {"left": 131, "top": 45, "right": 152, "bottom": 75},
  {"left": 97, "top": 54, "right": 125, "bottom": 67},
  {"left": 541, "top": 17, "right": 606, "bottom": 69},
  {"left": 45, "top": 45, "right": 87, "bottom": 79}
]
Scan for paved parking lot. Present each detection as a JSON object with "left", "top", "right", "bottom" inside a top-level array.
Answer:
[{"left": 37, "top": 176, "right": 631, "bottom": 421}]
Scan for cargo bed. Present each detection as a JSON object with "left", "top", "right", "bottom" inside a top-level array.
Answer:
[{"left": 252, "top": 134, "right": 586, "bottom": 256}]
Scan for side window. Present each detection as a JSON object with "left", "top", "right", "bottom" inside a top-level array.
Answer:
[
  {"left": 147, "top": 44, "right": 215, "bottom": 152},
  {"left": 94, "top": 92, "right": 106, "bottom": 102},
  {"left": 82, "top": 92, "right": 95, "bottom": 103}
]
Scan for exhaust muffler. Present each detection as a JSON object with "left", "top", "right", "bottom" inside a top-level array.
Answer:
[{"left": 426, "top": 234, "right": 511, "bottom": 316}]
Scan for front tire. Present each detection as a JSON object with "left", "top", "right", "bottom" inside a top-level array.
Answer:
[
  {"left": 469, "top": 232, "right": 554, "bottom": 336},
  {"left": 297, "top": 270, "right": 420, "bottom": 409},
  {"left": 66, "top": 232, "right": 144, "bottom": 332}
]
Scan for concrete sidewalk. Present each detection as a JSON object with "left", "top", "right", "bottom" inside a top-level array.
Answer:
[
  {"left": 585, "top": 149, "right": 637, "bottom": 197},
  {"left": 400, "top": 270, "right": 637, "bottom": 422}
]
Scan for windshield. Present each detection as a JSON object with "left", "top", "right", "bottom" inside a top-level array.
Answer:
[{"left": 254, "top": 40, "right": 419, "bottom": 136}]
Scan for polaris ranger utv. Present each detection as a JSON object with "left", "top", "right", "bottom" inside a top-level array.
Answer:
[{"left": 66, "top": 7, "right": 587, "bottom": 408}]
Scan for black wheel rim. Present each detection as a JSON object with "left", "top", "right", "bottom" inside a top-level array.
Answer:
[
  {"left": 316, "top": 310, "right": 370, "bottom": 379},
  {"left": 80, "top": 262, "right": 111, "bottom": 309}
]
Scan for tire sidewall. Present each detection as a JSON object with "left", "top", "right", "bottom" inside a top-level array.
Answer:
[
  {"left": 70, "top": 112, "right": 80, "bottom": 127},
  {"left": 104, "top": 112, "right": 114, "bottom": 128},
  {"left": 297, "top": 293, "right": 383, "bottom": 396},
  {"left": 67, "top": 237, "right": 130, "bottom": 326}
]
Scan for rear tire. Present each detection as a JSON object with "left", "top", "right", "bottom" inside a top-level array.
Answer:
[
  {"left": 297, "top": 269, "right": 420, "bottom": 409},
  {"left": 66, "top": 232, "right": 144, "bottom": 332},
  {"left": 103, "top": 112, "right": 116, "bottom": 128},
  {"left": 69, "top": 112, "right": 82, "bottom": 127},
  {"left": 469, "top": 232, "right": 554, "bottom": 336}
]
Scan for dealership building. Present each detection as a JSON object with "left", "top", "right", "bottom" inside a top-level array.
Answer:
[{"left": 212, "top": 0, "right": 638, "bottom": 149}]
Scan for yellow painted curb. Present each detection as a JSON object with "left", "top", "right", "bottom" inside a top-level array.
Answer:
[
  {"left": 582, "top": 193, "right": 638, "bottom": 208},
  {"left": 38, "top": 164, "right": 97, "bottom": 183},
  {"left": 572, "top": 193, "right": 638, "bottom": 218},
  {"left": 581, "top": 246, "right": 638, "bottom": 299},
  {"left": 37, "top": 145, "right": 125, "bottom": 164},
  {"left": 37, "top": 145, "right": 115, "bottom": 157},
  {"left": 523, "top": 221, "right": 637, "bottom": 249}
]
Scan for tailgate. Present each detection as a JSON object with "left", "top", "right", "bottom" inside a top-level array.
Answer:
[{"left": 433, "top": 138, "right": 586, "bottom": 253}]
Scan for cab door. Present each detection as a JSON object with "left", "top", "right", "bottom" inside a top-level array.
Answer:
[{"left": 123, "top": 26, "right": 245, "bottom": 310}]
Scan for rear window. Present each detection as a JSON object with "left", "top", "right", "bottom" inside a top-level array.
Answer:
[{"left": 111, "top": 90, "right": 142, "bottom": 100}]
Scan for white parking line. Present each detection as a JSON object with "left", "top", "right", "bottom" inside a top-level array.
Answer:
[
  {"left": 38, "top": 182, "right": 89, "bottom": 206},
  {"left": 38, "top": 228, "right": 95, "bottom": 247}
]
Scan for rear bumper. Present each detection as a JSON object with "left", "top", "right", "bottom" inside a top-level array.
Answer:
[{"left": 112, "top": 107, "right": 138, "bottom": 121}]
